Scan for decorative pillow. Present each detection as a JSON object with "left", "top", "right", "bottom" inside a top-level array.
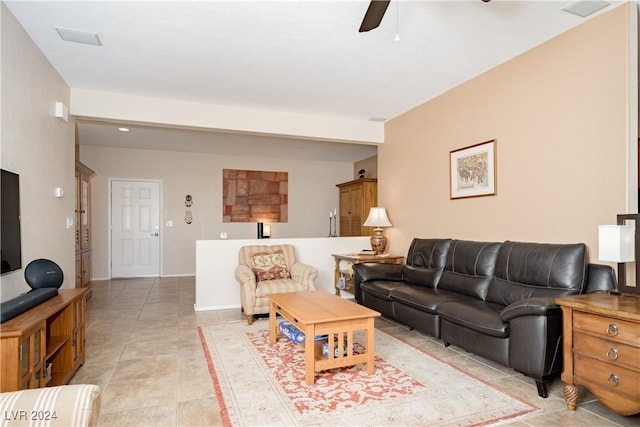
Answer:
[{"left": 249, "top": 250, "right": 291, "bottom": 282}]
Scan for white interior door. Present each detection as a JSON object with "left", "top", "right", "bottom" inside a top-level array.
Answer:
[{"left": 111, "top": 180, "right": 160, "bottom": 278}]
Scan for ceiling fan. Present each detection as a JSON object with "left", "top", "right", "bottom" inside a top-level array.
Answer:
[{"left": 359, "top": 0, "right": 492, "bottom": 33}]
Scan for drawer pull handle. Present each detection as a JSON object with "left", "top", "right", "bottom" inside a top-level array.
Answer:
[
  {"left": 607, "top": 348, "right": 619, "bottom": 360},
  {"left": 607, "top": 374, "right": 619, "bottom": 387},
  {"left": 606, "top": 323, "right": 618, "bottom": 336}
]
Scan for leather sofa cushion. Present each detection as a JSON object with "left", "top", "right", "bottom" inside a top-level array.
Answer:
[
  {"left": 438, "top": 240, "right": 501, "bottom": 299},
  {"left": 360, "top": 280, "right": 406, "bottom": 301},
  {"left": 437, "top": 300, "right": 509, "bottom": 338},
  {"left": 391, "top": 285, "right": 475, "bottom": 314},
  {"left": 402, "top": 265, "right": 443, "bottom": 288},
  {"left": 406, "top": 238, "right": 451, "bottom": 268},
  {"left": 584, "top": 263, "right": 616, "bottom": 293},
  {"left": 486, "top": 241, "right": 587, "bottom": 306}
]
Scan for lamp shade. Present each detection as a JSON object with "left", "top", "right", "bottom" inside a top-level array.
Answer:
[
  {"left": 363, "top": 207, "right": 392, "bottom": 228},
  {"left": 598, "top": 224, "right": 635, "bottom": 262}
]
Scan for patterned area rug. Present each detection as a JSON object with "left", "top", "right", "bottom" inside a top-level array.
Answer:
[{"left": 198, "top": 320, "right": 539, "bottom": 426}]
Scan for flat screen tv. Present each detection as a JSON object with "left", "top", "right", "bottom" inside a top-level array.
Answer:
[{"left": 1, "top": 169, "right": 22, "bottom": 274}]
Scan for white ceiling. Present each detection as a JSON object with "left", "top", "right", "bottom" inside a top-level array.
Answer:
[{"left": 5, "top": 0, "right": 618, "bottom": 161}]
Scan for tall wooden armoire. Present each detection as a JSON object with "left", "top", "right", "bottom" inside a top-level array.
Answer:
[{"left": 336, "top": 178, "right": 378, "bottom": 236}]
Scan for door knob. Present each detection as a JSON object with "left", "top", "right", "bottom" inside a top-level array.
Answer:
[{"left": 151, "top": 233, "right": 158, "bottom": 236}]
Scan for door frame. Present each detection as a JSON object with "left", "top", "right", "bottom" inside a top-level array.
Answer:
[{"left": 108, "top": 178, "right": 163, "bottom": 279}]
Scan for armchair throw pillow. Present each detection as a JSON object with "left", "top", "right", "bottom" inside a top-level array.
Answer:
[{"left": 250, "top": 250, "right": 291, "bottom": 282}]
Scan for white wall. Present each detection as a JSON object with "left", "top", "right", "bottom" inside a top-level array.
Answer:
[
  {"left": 1, "top": 4, "right": 75, "bottom": 301},
  {"left": 80, "top": 145, "right": 357, "bottom": 279}
]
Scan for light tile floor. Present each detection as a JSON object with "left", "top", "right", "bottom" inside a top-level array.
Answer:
[{"left": 71, "top": 277, "right": 639, "bottom": 426}]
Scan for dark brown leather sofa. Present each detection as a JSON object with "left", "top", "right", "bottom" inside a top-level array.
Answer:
[{"left": 352, "top": 238, "right": 616, "bottom": 398}]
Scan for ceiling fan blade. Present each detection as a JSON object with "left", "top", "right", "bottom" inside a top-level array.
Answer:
[{"left": 359, "top": 0, "right": 391, "bottom": 32}]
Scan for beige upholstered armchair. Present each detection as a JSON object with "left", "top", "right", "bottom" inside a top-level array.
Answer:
[
  {"left": 0, "top": 384, "right": 101, "bottom": 426},
  {"left": 235, "top": 244, "right": 318, "bottom": 324}
]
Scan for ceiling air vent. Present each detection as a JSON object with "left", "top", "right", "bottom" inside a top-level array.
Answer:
[
  {"left": 561, "top": 1, "right": 610, "bottom": 18},
  {"left": 55, "top": 27, "right": 102, "bottom": 46}
]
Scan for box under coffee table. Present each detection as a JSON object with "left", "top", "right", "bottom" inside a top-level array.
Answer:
[{"left": 268, "top": 290, "right": 381, "bottom": 385}]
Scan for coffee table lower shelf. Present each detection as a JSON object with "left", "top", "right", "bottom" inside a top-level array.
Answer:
[{"left": 268, "top": 291, "right": 380, "bottom": 385}]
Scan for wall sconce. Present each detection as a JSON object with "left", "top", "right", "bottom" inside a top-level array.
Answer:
[
  {"left": 54, "top": 102, "right": 68, "bottom": 122},
  {"left": 363, "top": 207, "right": 392, "bottom": 255},
  {"left": 600, "top": 214, "right": 640, "bottom": 295}
]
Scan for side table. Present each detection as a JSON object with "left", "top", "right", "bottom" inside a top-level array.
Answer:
[
  {"left": 331, "top": 253, "right": 404, "bottom": 296},
  {"left": 555, "top": 293, "right": 640, "bottom": 416}
]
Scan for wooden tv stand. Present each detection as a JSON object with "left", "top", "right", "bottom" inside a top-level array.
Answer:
[{"left": 0, "top": 288, "right": 87, "bottom": 392}]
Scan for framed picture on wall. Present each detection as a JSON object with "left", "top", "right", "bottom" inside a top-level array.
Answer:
[{"left": 449, "top": 139, "right": 496, "bottom": 199}]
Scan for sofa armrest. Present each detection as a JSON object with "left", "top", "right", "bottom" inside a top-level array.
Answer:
[
  {"left": 352, "top": 263, "right": 404, "bottom": 282},
  {"left": 0, "top": 384, "right": 101, "bottom": 427},
  {"left": 290, "top": 263, "right": 318, "bottom": 289},
  {"left": 500, "top": 297, "right": 561, "bottom": 322},
  {"left": 585, "top": 263, "right": 616, "bottom": 293},
  {"left": 234, "top": 264, "right": 257, "bottom": 287}
]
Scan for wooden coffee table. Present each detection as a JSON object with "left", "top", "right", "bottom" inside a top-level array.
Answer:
[{"left": 268, "top": 291, "right": 381, "bottom": 385}]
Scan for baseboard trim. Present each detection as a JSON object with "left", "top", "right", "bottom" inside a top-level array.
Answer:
[
  {"left": 90, "top": 274, "right": 195, "bottom": 281},
  {"left": 162, "top": 274, "right": 195, "bottom": 278},
  {"left": 195, "top": 304, "right": 241, "bottom": 312}
]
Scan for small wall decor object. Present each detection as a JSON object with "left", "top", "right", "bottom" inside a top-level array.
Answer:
[
  {"left": 185, "top": 194, "right": 193, "bottom": 207},
  {"left": 185, "top": 210, "right": 193, "bottom": 224},
  {"left": 450, "top": 139, "right": 496, "bottom": 199}
]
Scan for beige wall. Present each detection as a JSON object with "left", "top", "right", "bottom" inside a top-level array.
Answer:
[
  {"left": 80, "top": 145, "right": 355, "bottom": 279},
  {"left": 382, "top": 4, "right": 632, "bottom": 260},
  {"left": 1, "top": 4, "right": 75, "bottom": 301}
]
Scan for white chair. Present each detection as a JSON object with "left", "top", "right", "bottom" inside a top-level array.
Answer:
[{"left": 234, "top": 244, "right": 317, "bottom": 324}]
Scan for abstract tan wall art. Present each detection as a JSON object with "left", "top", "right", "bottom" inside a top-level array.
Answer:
[{"left": 223, "top": 169, "right": 288, "bottom": 222}]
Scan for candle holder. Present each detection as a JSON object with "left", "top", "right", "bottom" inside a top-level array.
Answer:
[{"left": 328, "top": 215, "right": 337, "bottom": 237}]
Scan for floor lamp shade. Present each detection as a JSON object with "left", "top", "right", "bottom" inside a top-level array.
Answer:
[
  {"left": 363, "top": 207, "right": 392, "bottom": 255},
  {"left": 598, "top": 224, "right": 635, "bottom": 262}
]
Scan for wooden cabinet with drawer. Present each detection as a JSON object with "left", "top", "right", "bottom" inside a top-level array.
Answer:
[{"left": 556, "top": 293, "right": 640, "bottom": 416}]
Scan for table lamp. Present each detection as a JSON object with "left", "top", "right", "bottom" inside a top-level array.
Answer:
[{"left": 363, "top": 207, "right": 392, "bottom": 255}]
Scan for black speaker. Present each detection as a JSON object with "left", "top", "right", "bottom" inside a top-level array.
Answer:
[
  {"left": 0, "top": 288, "right": 58, "bottom": 323},
  {"left": 24, "top": 259, "right": 64, "bottom": 290}
]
